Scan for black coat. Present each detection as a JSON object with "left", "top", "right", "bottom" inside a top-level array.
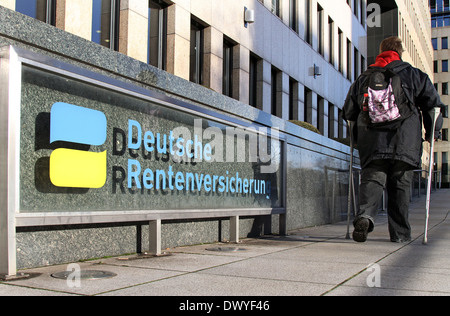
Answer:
[{"left": 343, "top": 60, "right": 444, "bottom": 169}]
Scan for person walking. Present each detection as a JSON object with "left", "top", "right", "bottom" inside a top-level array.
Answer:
[{"left": 343, "top": 36, "right": 444, "bottom": 243}]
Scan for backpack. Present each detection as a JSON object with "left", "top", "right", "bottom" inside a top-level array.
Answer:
[{"left": 360, "top": 63, "right": 414, "bottom": 129}]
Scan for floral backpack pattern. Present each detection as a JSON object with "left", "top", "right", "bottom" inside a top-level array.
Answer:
[{"left": 367, "top": 80, "right": 401, "bottom": 123}]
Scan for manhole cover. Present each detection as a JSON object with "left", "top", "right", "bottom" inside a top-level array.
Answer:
[
  {"left": 206, "top": 247, "right": 246, "bottom": 252},
  {"left": 51, "top": 270, "right": 117, "bottom": 280}
]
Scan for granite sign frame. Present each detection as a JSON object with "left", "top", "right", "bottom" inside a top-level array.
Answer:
[{"left": 0, "top": 46, "right": 287, "bottom": 277}]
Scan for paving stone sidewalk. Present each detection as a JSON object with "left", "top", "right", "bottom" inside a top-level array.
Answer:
[{"left": 1, "top": 190, "right": 449, "bottom": 296}]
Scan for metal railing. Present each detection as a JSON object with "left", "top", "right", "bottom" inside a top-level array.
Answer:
[{"left": 410, "top": 169, "right": 442, "bottom": 201}]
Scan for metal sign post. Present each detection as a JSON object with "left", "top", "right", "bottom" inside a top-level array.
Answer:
[{"left": 0, "top": 46, "right": 21, "bottom": 279}]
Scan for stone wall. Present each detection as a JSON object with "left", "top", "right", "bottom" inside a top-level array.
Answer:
[{"left": 0, "top": 7, "right": 354, "bottom": 269}]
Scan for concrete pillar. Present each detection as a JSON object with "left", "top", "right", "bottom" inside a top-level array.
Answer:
[
  {"left": 118, "top": 0, "right": 148, "bottom": 63},
  {"left": 148, "top": 219, "right": 161, "bottom": 256},
  {"left": 297, "top": 83, "right": 305, "bottom": 122},
  {"left": 230, "top": 216, "right": 239, "bottom": 243},
  {"left": 166, "top": 3, "right": 190, "bottom": 80},
  {"left": 0, "top": 0, "right": 15, "bottom": 10},
  {"left": 260, "top": 59, "right": 272, "bottom": 114},
  {"left": 203, "top": 26, "right": 223, "bottom": 93},
  {"left": 280, "top": 72, "right": 289, "bottom": 120},
  {"left": 233, "top": 45, "right": 250, "bottom": 104},
  {"left": 55, "top": 0, "right": 93, "bottom": 41}
]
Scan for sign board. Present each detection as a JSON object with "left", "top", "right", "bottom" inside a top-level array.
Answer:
[{"left": 1, "top": 46, "right": 286, "bottom": 276}]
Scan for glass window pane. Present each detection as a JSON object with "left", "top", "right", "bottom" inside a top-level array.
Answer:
[
  {"left": 443, "top": 60, "right": 449, "bottom": 72},
  {"left": 445, "top": 17, "right": 450, "bottom": 26},
  {"left": 16, "top": 0, "right": 47, "bottom": 22},
  {"left": 223, "top": 41, "right": 233, "bottom": 97},
  {"left": 190, "top": 21, "right": 204, "bottom": 84},
  {"left": 272, "top": 0, "right": 280, "bottom": 17},
  {"left": 148, "top": 0, "right": 168, "bottom": 70},
  {"left": 433, "top": 38, "right": 438, "bottom": 50},
  {"left": 92, "top": 0, "right": 112, "bottom": 48}
]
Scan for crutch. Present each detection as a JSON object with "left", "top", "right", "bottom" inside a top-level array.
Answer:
[
  {"left": 346, "top": 121, "right": 356, "bottom": 240},
  {"left": 423, "top": 107, "right": 441, "bottom": 245}
]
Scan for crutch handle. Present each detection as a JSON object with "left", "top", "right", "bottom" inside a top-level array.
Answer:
[{"left": 426, "top": 107, "right": 442, "bottom": 142}]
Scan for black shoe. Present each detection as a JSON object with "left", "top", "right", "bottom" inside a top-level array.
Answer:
[{"left": 353, "top": 218, "right": 370, "bottom": 243}]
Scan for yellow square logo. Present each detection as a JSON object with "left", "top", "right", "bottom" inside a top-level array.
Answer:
[{"left": 49, "top": 103, "right": 107, "bottom": 189}]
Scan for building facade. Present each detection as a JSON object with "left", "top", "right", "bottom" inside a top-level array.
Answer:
[
  {"left": 367, "top": 0, "right": 433, "bottom": 75},
  {"left": 432, "top": 0, "right": 450, "bottom": 187},
  {"left": 0, "top": 1, "right": 368, "bottom": 271},
  {"left": 1, "top": 0, "right": 368, "bottom": 139}
]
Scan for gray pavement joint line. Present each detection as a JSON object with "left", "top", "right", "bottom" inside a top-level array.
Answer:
[
  {"left": 321, "top": 210, "right": 450, "bottom": 296},
  {"left": 92, "top": 257, "right": 255, "bottom": 296},
  {"left": 0, "top": 237, "right": 336, "bottom": 296},
  {"left": 0, "top": 282, "right": 87, "bottom": 296},
  {"left": 93, "top": 235, "right": 348, "bottom": 295}
]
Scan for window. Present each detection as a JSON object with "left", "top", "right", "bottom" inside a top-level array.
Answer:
[
  {"left": 338, "top": 108, "right": 344, "bottom": 138},
  {"left": 443, "top": 37, "right": 449, "bottom": 49},
  {"left": 317, "top": 94, "right": 324, "bottom": 133},
  {"left": 92, "top": 0, "right": 120, "bottom": 50},
  {"left": 443, "top": 82, "right": 449, "bottom": 95},
  {"left": 354, "top": 47, "right": 360, "bottom": 79},
  {"left": 190, "top": 20, "right": 204, "bottom": 84},
  {"left": 347, "top": 39, "right": 352, "bottom": 81},
  {"left": 271, "top": 67, "right": 280, "bottom": 117},
  {"left": 305, "top": 0, "right": 312, "bottom": 45},
  {"left": 328, "top": 17, "right": 334, "bottom": 64},
  {"left": 338, "top": 28, "right": 343, "bottom": 74},
  {"left": 443, "top": 60, "right": 449, "bottom": 72},
  {"left": 433, "top": 14, "right": 450, "bottom": 27},
  {"left": 360, "top": 0, "right": 366, "bottom": 26},
  {"left": 328, "top": 103, "right": 335, "bottom": 138},
  {"left": 317, "top": 4, "right": 324, "bottom": 56},
  {"left": 223, "top": 39, "right": 234, "bottom": 98},
  {"left": 148, "top": 0, "right": 169, "bottom": 70},
  {"left": 435, "top": 60, "right": 439, "bottom": 73},
  {"left": 354, "top": 0, "right": 359, "bottom": 17},
  {"left": 442, "top": 152, "right": 448, "bottom": 179},
  {"left": 289, "top": 78, "right": 298, "bottom": 120},
  {"left": 438, "top": 0, "right": 444, "bottom": 12},
  {"left": 443, "top": 105, "right": 449, "bottom": 118},
  {"left": 271, "top": 0, "right": 280, "bottom": 17},
  {"left": 249, "top": 54, "right": 261, "bottom": 108},
  {"left": 16, "top": 0, "right": 56, "bottom": 25},
  {"left": 431, "top": 0, "right": 437, "bottom": 13},
  {"left": 304, "top": 87, "right": 312, "bottom": 124},
  {"left": 432, "top": 38, "right": 438, "bottom": 50},
  {"left": 289, "top": 0, "right": 298, "bottom": 33},
  {"left": 443, "top": 129, "right": 449, "bottom": 141}
]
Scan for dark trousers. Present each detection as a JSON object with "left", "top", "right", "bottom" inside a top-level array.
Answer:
[{"left": 355, "top": 160, "right": 414, "bottom": 241}]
